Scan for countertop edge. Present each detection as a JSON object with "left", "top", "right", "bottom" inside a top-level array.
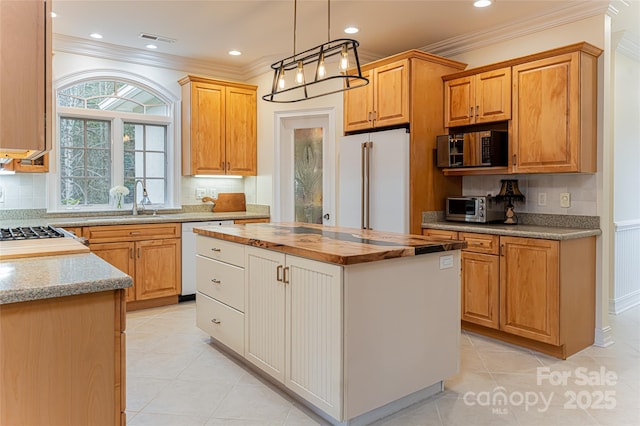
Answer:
[{"left": 422, "top": 222, "right": 601, "bottom": 240}]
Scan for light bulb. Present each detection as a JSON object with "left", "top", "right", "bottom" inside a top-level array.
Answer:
[
  {"left": 295, "top": 61, "right": 304, "bottom": 85},
  {"left": 339, "top": 45, "right": 349, "bottom": 71},
  {"left": 317, "top": 53, "right": 326, "bottom": 78},
  {"left": 278, "top": 67, "right": 286, "bottom": 89}
]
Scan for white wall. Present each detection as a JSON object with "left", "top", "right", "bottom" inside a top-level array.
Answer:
[{"left": 611, "top": 47, "right": 640, "bottom": 314}]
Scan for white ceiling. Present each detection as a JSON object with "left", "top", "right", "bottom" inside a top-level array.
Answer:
[{"left": 52, "top": 0, "right": 639, "bottom": 77}]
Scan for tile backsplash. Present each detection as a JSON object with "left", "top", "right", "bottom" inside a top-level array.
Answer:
[
  {"left": 0, "top": 174, "right": 245, "bottom": 210},
  {"left": 462, "top": 174, "right": 597, "bottom": 216},
  {"left": 0, "top": 173, "right": 47, "bottom": 209}
]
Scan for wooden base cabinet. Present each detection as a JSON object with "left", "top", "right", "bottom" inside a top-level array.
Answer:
[
  {"left": 422, "top": 228, "right": 596, "bottom": 358},
  {"left": 245, "top": 247, "right": 343, "bottom": 419},
  {"left": 0, "top": 290, "right": 126, "bottom": 425},
  {"left": 85, "top": 223, "right": 181, "bottom": 310}
]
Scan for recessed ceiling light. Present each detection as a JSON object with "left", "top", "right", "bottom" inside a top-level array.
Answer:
[
  {"left": 50, "top": 11, "right": 57, "bottom": 18},
  {"left": 90, "top": 33, "right": 103, "bottom": 39},
  {"left": 228, "top": 50, "right": 242, "bottom": 56},
  {"left": 473, "top": 0, "right": 493, "bottom": 7},
  {"left": 344, "top": 27, "right": 359, "bottom": 34},
  {"left": 146, "top": 44, "right": 158, "bottom": 49}
]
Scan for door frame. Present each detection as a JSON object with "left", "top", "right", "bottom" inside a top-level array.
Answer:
[{"left": 273, "top": 108, "right": 336, "bottom": 225}]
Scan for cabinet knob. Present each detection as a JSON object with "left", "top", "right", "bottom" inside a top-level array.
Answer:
[
  {"left": 211, "top": 248, "right": 221, "bottom": 252},
  {"left": 211, "top": 278, "right": 221, "bottom": 284},
  {"left": 512, "top": 154, "right": 517, "bottom": 166},
  {"left": 211, "top": 318, "right": 221, "bottom": 325}
]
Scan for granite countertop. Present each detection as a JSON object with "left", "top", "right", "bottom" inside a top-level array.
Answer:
[
  {"left": 422, "top": 221, "right": 601, "bottom": 240},
  {"left": 194, "top": 222, "right": 466, "bottom": 265},
  {"left": 0, "top": 253, "right": 133, "bottom": 305},
  {"left": 0, "top": 211, "right": 270, "bottom": 228}
]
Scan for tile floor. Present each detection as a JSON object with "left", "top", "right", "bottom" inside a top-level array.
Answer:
[{"left": 126, "top": 302, "right": 640, "bottom": 426}]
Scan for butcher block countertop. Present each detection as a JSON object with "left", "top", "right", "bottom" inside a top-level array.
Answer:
[
  {"left": 194, "top": 222, "right": 466, "bottom": 265},
  {"left": 0, "top": 253, "right": 132, "bottom": 305}
]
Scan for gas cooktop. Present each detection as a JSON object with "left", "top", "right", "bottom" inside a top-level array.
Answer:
[{"left": 0, "top": 226, "right": 67, "bottom": 241}]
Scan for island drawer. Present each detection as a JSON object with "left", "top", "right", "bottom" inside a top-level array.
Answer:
[
  {"left": 196, "top": 255, "right": 244, "bottom": 312},
  {"left": 196, "top": 235, "right": 245, "bottom": 267},
  {"left": 459, "top": 232, "right": 499, "bottom": 255},
  {"left": 196, "top": 293, "right": 244, "bottom": 356}
]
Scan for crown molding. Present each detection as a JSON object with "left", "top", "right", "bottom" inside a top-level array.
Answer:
[
  {"left": 419, "top": 1, "right": 609, "bottom": 58},
  {"left": 54, "top": 34, "right": 384, "bottom": 83}
]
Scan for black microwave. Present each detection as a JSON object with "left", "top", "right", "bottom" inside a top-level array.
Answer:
[{"left": 436, "top": 130, "right": 507, "bottom": 168}]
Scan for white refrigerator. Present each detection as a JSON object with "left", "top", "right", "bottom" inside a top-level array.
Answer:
[{"left": 338, "top": 128, "right": 410, "bottom": 233}]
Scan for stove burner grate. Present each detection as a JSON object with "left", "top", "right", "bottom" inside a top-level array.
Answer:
[{"left": 0, "top": 226, "right": 67, "bottom": 241}]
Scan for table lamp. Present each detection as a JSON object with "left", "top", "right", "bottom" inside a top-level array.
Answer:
[{"left": 495, "top": 179, "right": 525, "bottom": 224}]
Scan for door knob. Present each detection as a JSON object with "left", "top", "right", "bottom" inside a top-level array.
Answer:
[{"left": 323, "top": 213, "right": 330, "bottom": 220}]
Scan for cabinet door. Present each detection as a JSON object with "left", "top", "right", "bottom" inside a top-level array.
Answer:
[
  {"left": 135, "top": 238, "right": 181, "bottom": 300},
  {"left": 511, "top": 53, "right": 580, "bottom": 173},
  {"left": 225, "top": 86, "right": 257, "bottom": 175},
  {"left": 285, "top": 255, "right": 343, "bottom": 420},
  {"left": 461, "top": 252, "right": 499, "bottom": 329},
  {"left": 91, "top": 241, "right": 136, "bottom": 302},
  {"left": 244, "top": 247, "right": 286, "bottom": 381},
  {"left": 0, "top": 0, "right": 51, "bottom": 155},
  {"left": 422, "top": 229, "right": 458, "bottom": 241},
  {"left": 343, "top": 68, "right": 374, "bottom": 132},
  {"left": 500, "top": 237, "right": 559, "bottom": 344},
  {"left": 444, "top": 76, "right": 474, "bottom": 127},
  {"left": 373, "top": 59, "right": 409, "bottom": 128},
  {"left": 476, "top": 67, "right": 511, "bottom": 123},
  {"left": 190, "top": 82, "right": 225, "bottom": 175}
]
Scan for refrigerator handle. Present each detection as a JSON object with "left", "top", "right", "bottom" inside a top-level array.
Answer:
[
  {"left": 361, "top": 142, "right": 366, "bottom": 229},
  {"left": 362, "top": 141, "right": 372, "bottom": 230}
]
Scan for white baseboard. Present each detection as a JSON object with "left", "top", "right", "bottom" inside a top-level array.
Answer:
[
  {"left": 609, "top": 290, "right": 640, "bottom": 315},
  {"left": 593, "top": 325, "right": 614, "bottom": 348}
]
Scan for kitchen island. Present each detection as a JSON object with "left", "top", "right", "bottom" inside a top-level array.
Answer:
[
  {"left": 193, "top": 222, "right": 465, "bottom": 426},
  {"left": 0, "top": 252, "right": 132, "bottom": 425}
]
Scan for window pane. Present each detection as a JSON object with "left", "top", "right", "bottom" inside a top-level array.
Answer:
[
  {"left": 145, "top": 179, "right": 165, "bottom": 205},
  {"left": 146, "top": 105, "right": 167, "bottom": 115},
  {"left": 57, "top": 94, "right": 84, "bottom": 108},
  {"left": 294, "top": 128, "right": 323, "bottom": 224},
  {"left": 146, "top": 125, "right": 165, "bottom": 151},
  {"left": 146, "top": 152, "right": 165, "bottom": 178},
  {"left": 113, "top": 100, "right": 144, "bottom": 113},
  {"left": 59, "top": 117, "right": 111, "bottom": 206}
]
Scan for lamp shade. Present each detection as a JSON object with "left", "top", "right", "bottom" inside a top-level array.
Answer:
[{"left": 496, "top": 179, "right": 525, "bottom": 201}]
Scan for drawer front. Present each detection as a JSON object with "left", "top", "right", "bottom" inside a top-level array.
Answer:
[
  {"left": 84, "top": 223, "right": 180, "bottom": 243},
  {"left": 422, "top": 229, "right": 459, "bottom": 241},
  {"left": 196, "top": 293, "right": 244, "bottom": 356},
  {"left": 196, "top": 235, "right": 245, "bottom": 267},
  {"left": 460, "top": 232, "right": 499, "bottom": 255},
  {"left": 196, "top": 255, "right": 244, "bottom": 311}
]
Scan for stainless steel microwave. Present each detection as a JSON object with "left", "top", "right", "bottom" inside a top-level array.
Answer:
[
  {"left": 446, "top": 196, "right": 503, "bottom": 223},
  {"left": 436, "top": 131, "right": 507, "bottom": 168}
]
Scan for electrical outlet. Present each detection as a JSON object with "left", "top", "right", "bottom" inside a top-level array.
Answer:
[
  {"left": 208, "top": 188, "right": 218, "bottom": 199},
  {"left": 0, "top": 186, "right": 4, "bottom": 203},
  {"left": 538, "top": 192, "right": 547, "bottom": 206},
  {"left": 560, "top": 192, "right": 571, "bottom": 208},
  {"left": 195, "top": 188, "right": 206, "bottom": 200}
]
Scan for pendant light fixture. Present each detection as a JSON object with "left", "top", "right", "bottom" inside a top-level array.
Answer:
[{"left": 262, "top": 0, "right": 369, "bottom": 103}]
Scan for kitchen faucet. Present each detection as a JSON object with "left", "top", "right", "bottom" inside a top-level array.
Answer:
[{"left": 132, "top": 179, "right": 152, "bottom": 215}]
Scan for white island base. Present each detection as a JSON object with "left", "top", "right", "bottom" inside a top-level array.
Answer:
[{"left": 195, "top": 231, "right": 461, "bottom": 425}]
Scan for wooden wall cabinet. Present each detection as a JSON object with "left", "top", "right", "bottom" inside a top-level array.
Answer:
[
  {"left": 0, "top": 0, "right": 51, "bottom": 160},
  {"left": 346, "top": 50, "right": 467, "bottom": 233},
  {"left": 180, "top": 75, "right": 257, "bottom": 176},
  {"left": 3, "top": 154, "right": 49, "bottom": 173},
  {"left": 444, "top": 67, "right": 511, "bottom": 127},
  {"left": 511, "top": 49, "right": 598, "bottom": 173},
  {"left": 344, "top": 60, "right": 409, "bottom": 132},
  {"left": 85, "top": 223, "right": 181, "bottom": 310}
]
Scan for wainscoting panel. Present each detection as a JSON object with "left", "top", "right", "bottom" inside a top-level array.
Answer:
[{"left": 611, "top": 220, "right": 640, "bottom": 314}]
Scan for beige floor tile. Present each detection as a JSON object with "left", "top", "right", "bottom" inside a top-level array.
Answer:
[
  {"left": 510, "top": 404, "right": 599, "bottom": 426},
  {"left": 142, "top": 379, "right": 233, "bottom": 418},
  {"left": 213, "top": 384, "right": 293, "bottom": 423},
  {"left": 477, "top": 350, "right": 543, "bottom": 374},
  {"left": 128, "top": 411, "right": 208, "bottom": 425},
  {"left": 127, "top": 376, "right": 172, "bottom": 412},
  {"left": 178, "top": 350, "right": 247, "bottom": 385},
  {"left": 205, "top": 418, "right": 281, "bottom": 426},
  {"left": 586, "top": 407, "right": 640, "bottom": 426},
  {"left": 458, "top": 346, "right": 489, "bottom": 373},
  {"left": 466, "top": 332, "right": 533, "bottom": 354},
  {"left": 127, "top": 350, "right": 199, "bottom": 379},
  {"left": 435, "top": 395, "right": 519, "bottom": 425},
  {"left": 369, "top": 398, "right": 443, "bottom": 426},
  {"left": 283, "top": 404, "right": 330, "bottom": 425},
  {"left": 445, "top": 371, "right": 498, "bottom": 396}
]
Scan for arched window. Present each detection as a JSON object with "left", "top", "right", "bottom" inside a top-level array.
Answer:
[{"left": 53, "top": 75, "right": 176, "bottom": 211}]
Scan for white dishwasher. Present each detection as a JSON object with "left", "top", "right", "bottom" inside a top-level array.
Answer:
[{"left": 181, "top": 220, "right": 234, "bottom": 300}]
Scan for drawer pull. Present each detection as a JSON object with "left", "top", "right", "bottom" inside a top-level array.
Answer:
[
  {"left": 283, "top": 266, "right": 290, "bottom": 284},
  {"left": 211, "top": 318, "right": 221, "bottom": 325},
  {"left": 211, "top": 248, "right": 221, "bottom": 252},
  {"left": 129, "top": 231, "right": 141, "bottom": 235},
  {"left": 469, "top": 241, "right": 483, "bottom": 245},
  {"left": 276, "top": 265, "right": 283, "bottom": 282},
  {"left": 211, "top": 278, "right": 221, "bottom": 284}
]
